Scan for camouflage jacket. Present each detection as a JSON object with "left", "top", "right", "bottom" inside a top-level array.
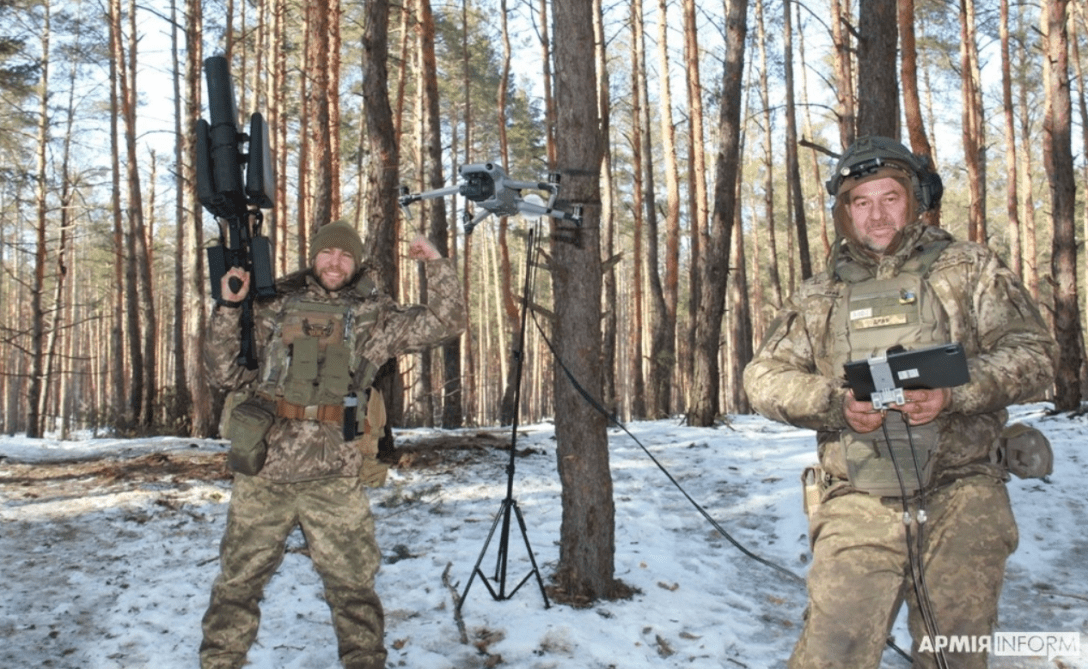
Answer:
[
  {"left": 743, "top": 223, "right": 1057, "bottom": 483},
  {"left": 207, "top": 258, "right": 467, "bottom": 482}
]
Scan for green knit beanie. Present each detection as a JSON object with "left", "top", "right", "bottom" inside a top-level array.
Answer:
[{"left": 309, "top": 220, "right": 364, "bottom": 266}]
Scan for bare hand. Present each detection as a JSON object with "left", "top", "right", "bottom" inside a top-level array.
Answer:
[
  {"left": 221, "top": 267, "right": 251, "bottom": 303},
  {"left": 895, "top": 388, "right": 950, "bottom": 425},
  {"left": 407, "top": 234, "right": 442, "bottom": 261},
  {"left": 844, "top": 390, "right": 885, "bottom": 433}
]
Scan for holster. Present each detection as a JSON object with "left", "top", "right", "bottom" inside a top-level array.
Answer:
[
  {"left": 801, "top": 466, "right": 824, "bottom": 519},
  {"left": 227, "top": 396, "right": 276, "bottom": 476}
]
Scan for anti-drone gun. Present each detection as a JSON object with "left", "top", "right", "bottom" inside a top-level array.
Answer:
[
  {"left": 398, "top": 162, "right": 583, "bottom": 234},
  {"left": 195, "top": 55, "right": 276, "bottom": 370}
]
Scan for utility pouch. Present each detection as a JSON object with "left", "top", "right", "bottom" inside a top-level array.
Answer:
[
  {"left": 227, "top": 397, "right": 276, "bottom": 476},
  {"left": 992, "top": 423, "right": 1053, "bottom": 479},
  {"left": 318, "top": 343, "right": 352, "bottom": 404},
  {"left": 843, "top": 412, "right": 938, "bottom": 497},
  {"left": 282, "top": 338, "right": 319, "bottom": 405}
]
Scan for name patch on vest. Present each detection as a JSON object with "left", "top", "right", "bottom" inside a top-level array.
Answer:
[{"left": 853, "top": 313, "right": 909, "bottom": 329}]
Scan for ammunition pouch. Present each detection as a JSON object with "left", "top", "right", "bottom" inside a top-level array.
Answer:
[
  {"left": 843, "top": 411, "right": 938, "bottom": 497},
  {"left": 227, "top": 396, "right": 276, "bottom": 476},
  {"left": 992, "top": 423, "right": 1053, "bottom": 479}
]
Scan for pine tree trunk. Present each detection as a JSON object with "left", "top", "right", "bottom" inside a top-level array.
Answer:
[
  {"left": 783, "top": 0, "right": 811, "bottom": 281},
  {"left": 682, "top": 0, "right": 707, "bottom": 416},
  {"left": 1000, "top": 0, "right": 1024, "bottom": 279},
  {"left": 656, "top": 0, "right": 681, "bottom": 414},
  {"left": 856, "top": 0, "right": 899, "bottom": 137},
  {"left": 1043, "top": 0, "right": 1083, "bottom": 410},
  {"left": 595, "top": 0, "right": 619, "bottom": 417},
  {"left": 831, "top": 0, "right": 856, "bottom": 147},
  {"left": 627, "top": 0, "right": 647, "bottom": 420},
  {"left": 689, "top": 0, "right": 747, "bottom": 427},
  {"left": 27, "top": 4, "right": 51, "bottom": 438},
  {"left": 551, "top": 0, "right": 622, "bottom": 602},
  {"left": 756, "top": 0, "right": 782, "bottom": 307},
  {"left": 634, "top": 0, "right": 670, "bottom": 418},
  {"left": 960, "top": 0, "right": 987, "bottom": 242}
]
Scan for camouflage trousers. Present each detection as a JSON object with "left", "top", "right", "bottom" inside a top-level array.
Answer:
[
  {"left": 790, "top": 475, "right": 1018, "bottom": 669},
  {"left": 199, "top": 474, "right": 386, "bottom": 669}
]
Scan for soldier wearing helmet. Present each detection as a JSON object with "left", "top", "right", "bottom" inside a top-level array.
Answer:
[{"left": 744, "top": 136, "right": 1056, "bottom": 668}]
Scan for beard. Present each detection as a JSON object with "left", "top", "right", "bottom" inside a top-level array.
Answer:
[{"left": 316, "top": 268, "right": 353, "bottom": 291}]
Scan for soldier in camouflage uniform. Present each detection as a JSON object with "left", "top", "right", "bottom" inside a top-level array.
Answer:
[
  {"left": 199, "top": 220, "right": 467, "bottom": 669},
  {"left": 742, "top": 137, "right": 1056, "bottom": 669}
]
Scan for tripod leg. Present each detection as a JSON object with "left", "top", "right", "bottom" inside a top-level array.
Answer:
[
  {"left": 458, "top": 498, "right": 510, "bottom": 612},
  {"left": 511, "top": 501, "right": 551, "bottom": 608},
  {"left": 492, "top": 497, "right": 515, "bottom": 596}
]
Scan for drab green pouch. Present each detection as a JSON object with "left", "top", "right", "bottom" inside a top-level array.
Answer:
[
  {"left": 282, "top": 337, "right": 319, "bottom": 405},
  {"left": 843, "top": 413, "right": 938, "bottom": 497},
  {"left": 227, "top": 397, "right": 275, "bottom": 475},
  {"left": 316, "top": 343, "right": 352, "bottom": 404}
]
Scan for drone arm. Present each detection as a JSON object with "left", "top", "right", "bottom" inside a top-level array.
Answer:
[{"left": 399, "top": 184, "right": 462, "bottom": 207}]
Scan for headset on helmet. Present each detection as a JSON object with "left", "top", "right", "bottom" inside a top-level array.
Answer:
[{"left": 825, "top": 136, "right": 944, "bottom": 213}]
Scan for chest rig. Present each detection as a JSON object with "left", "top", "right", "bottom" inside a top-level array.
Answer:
[
  {"left": 258, "top": 297, "right": 363, "bottom": 411},
  {"left": 833, "top": 239, "right": 951, "bottom": 496}
]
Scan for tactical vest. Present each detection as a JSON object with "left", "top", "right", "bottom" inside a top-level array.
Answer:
[
  {"left": 257, "top": 297, "right": 378, "bottom": 408},
  {"left": 832, "top": 239, "right": 951, "bottom": 496}
]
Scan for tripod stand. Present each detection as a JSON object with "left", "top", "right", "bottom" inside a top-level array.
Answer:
[{"left": 458, "top": 224, "right": 550, "bottom": 612}]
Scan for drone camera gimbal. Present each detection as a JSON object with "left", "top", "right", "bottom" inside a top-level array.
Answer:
[{"left": 399, "top": 162, "right": 583, "bottom": 233}]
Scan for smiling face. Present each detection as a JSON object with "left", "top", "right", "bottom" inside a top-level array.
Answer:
[
  {"left": 845, "top": 176, "right": 911, "bottom": 255},
  {"left": 313, "top": 246, "right": 357, "bottom": 291}
]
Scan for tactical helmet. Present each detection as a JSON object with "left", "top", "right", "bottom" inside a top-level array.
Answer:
[{"left": 825, "top": 136, "right": 943, "bottom": 213}]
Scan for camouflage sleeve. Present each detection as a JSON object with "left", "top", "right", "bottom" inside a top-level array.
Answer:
[
  {"left": 204, "top": 302, "right": 262, "bottom": 391},
  {"left": 949, "top": 250, "right": 1057, "bottom": 415},
  {"left": 360, "top": 257, "right": 467, "bottom": 364},
  {"left": 742, "top": 294, "right": 849, "bottom": 432}
]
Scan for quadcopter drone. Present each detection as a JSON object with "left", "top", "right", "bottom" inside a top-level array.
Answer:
[{"left": 398, "top": 162, "right": 583, "bottom": 233}]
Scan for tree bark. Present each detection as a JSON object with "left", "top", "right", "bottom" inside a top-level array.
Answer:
[
  {"left": 306, "top": 0, "right": 333, "bottom": 234},
  {"left": 656, "top": 0, "right": 681, "bottom": 414},
  {"left": 831, "top": 0, "right": 856, "bottom": 147},
  {"left": 551, "top": 0, "right": 623, "bottom": 602},
  {"left": 1000, "top": 0, "right": 1023, "bottom": 278},
  {"left": 634, "top": 0, "right": 670, "bottom": 418},
  {"left": 1042, "top": 0, "right": 1083, "bottom": 410},
  {"left": 960, "top": 0, "right": 987, "bottom": 242},
  {"left": 627, "top": 0, "right": 647, "bottom": 420},
  {"left": 682, "top": 0, "right": 707, "bottom": 415},
  {"left": 361, "top": 0, "right": 403, "bottom": 439},
  {"left": 688, "top": 0, "right": 747, "bottom": 427},
  {"left": 856, "top": 0, "right": 899, "bottom": 138},
  {"left": 595, "top": 0, "right": 619, "bottom": 417},
  {"left": 783, "top": 0, "right": 811, "bottom": 281},
  {"left": 27, "top": 3, "right": 51, "bottom": 438}
]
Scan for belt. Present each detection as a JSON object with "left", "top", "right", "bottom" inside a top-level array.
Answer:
[{"left": 274, "top": 398, "right": 344, "bottom": 423}]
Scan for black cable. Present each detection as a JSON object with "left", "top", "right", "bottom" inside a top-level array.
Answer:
[
  {"left": 525, "top": 262, "right": 918, "bottom": 661},
  {"left": 882, "top": 411, "right": 949, "bottom": 669},
  {"left": 528, "top": 299, "right": 805, "bottom": 585}
]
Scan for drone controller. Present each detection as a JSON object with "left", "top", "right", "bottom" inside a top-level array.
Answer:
[{"left": 399, "top": 162, "right": 583, "bottom": 233}]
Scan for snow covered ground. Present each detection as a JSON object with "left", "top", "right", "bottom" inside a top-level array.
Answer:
[{"left": 0, "top": 403, "right": 1084, "bottom": 668}]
